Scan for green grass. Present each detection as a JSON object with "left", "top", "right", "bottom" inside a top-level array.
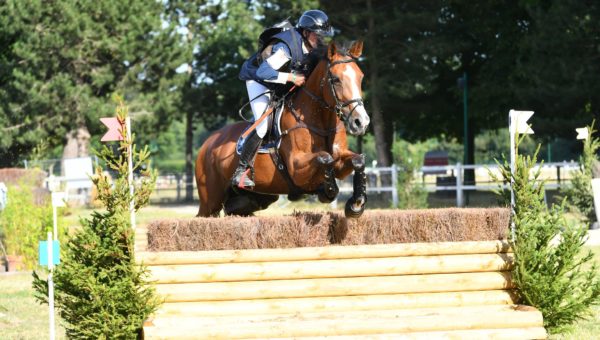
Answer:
[{"left": 0, "top": 272, "right": 66, "bottom": 339}]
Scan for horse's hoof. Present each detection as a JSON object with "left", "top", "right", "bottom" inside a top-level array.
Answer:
[
  {"left": 317, "top": 153, "right": 334, "bottom": 165},
  {"left": 344, "top": 195, "right": 366, "bottom": 218}
]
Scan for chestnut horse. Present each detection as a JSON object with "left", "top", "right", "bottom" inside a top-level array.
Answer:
[{"left": 195, "top": 40, "right": 370, "bottom": 218}]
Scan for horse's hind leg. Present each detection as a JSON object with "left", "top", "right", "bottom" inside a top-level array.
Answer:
[
  {"left": 196, "top": 163, "right": 225, "bottom": 217},
  {"left": 197, "top": 182, "right": 225, "bottom": 217}
]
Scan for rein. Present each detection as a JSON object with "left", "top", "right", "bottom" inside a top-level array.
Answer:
[
  {"left": 270, "top": 55, "right": 362, "bottom": 197},
  {"left": 301, "top": 56, "right": 365, "bottom": 124}
]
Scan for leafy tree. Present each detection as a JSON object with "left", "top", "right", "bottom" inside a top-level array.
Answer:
[
  {"left": 0, "top": 0, "right": 184, "bottom": 166},
  {"left": 163, "top": 0, "right": 318, "bottom": 200},
  {"left": 325, "top": 0, "right": 447, "bottom": 167},
  {"left": 32, "top": 101, "right": 159, "bottom": 339},
  {"left": 163, "top": 0, "right": 262, "bottom": 200}
]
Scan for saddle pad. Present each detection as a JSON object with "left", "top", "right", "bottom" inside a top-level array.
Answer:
[{"left": 236, "top": 103, "right": 285, "bottom": 155}]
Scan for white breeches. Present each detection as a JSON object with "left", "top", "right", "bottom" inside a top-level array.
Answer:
[{"left": 246, "top": 80, "right": 271, "bottom": 138}]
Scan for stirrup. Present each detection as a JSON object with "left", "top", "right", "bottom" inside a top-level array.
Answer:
[{"left": 232, "top": 167, "right": 255, "bottom": 189}]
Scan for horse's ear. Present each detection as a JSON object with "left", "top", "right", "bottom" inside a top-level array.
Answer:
[
  {"left": 349, "top": 40, "right": 363, "bottom": 59},
  {"left": 328, "top": 41, "right": 337, "bottom": 60}
]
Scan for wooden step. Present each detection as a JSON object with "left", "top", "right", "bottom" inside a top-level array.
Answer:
[
  {"left": 148, "top": 253, "right": 513, "bottom": 283},
  {"left": 143, "top": 305, "right": 545, "bottom": 339},
  {"left": 156, "top": 290, "right": 517, "bottom": 317},
  {"left": 155, "top": 271, "right": 512, "bottom": 302}
]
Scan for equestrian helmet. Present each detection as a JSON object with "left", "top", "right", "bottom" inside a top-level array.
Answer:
[{"left": 297, "top": 10, "right": 334, "bottom": 37}]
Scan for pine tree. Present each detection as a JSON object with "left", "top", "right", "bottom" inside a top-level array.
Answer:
[
  {"left": 0, "top": 0, "right": 185, "bottom": 166},
  {"left": 561, "top": 121, "right": 600, "bottom": 224},
  {"left": 492, "top": 135, "right": 600, "bottom": 332},
  {"left": 32, "top": 100, "right": 159, "bottom": 339}
]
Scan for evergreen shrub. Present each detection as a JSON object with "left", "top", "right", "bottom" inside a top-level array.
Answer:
[
  {"left": 491, "top": 135, "right": 600, "bottom": 333},
  {"left": 32, "top": 101, "right": 159, "bottom": 339},
  {"left": 561, "top": 121, "right": 600, "bottom": 224}
]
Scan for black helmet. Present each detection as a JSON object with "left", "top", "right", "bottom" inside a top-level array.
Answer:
[{"left": 297, "top": 10, "right": 334, "bottom": 37}]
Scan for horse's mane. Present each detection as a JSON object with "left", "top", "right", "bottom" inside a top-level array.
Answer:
[{"left": 304, "top": 41, "right": 356, "bottom": 75}]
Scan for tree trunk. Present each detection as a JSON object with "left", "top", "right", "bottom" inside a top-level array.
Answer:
[
  {"left": 185, "top": 110, "right": 194, "bottom": 202},
  {"left": 62, "top": 125, "right": 91, "bottom": 160},
  {"left": 366, "top": 0, "right": 392, "bottom": 168}
]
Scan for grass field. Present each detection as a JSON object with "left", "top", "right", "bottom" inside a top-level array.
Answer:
[{"left": 1, "top": 206, "right": 599, "bottom": 339}]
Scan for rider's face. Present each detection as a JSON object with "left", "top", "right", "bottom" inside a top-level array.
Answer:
[{"left": 307, "top": 31, "right": 320, "bottom": 49}]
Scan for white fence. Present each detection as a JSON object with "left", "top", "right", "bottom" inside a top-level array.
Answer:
[
  {"left": 38, "top": 161, "right": 580, "bottom": 207},
  {"left": 334, "top": 161, "right": 580, "bottom": 208}
]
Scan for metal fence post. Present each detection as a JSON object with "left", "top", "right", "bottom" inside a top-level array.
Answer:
[
  {"left": 456, "top": 163, "right": 463, "bottom": 207},
  {"left": 176, "top": 174, "right": 181, "bottom": 202},
  {"left": 391, "top": 164, "right": 398, "bottom": 208}
]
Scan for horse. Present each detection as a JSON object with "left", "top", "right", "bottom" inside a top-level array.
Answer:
[{"left": 195, "top": 40, "right": 370, "bottom": 218}]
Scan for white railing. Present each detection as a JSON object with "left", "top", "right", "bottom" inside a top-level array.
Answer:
[
  {"left": 334, "top": 161, "right": 579, "bottom": 208},
  {"left": 39, "top": 161, "right": 580, "bottom": 207}
]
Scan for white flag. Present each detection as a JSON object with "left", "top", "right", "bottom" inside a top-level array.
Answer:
[{"left": 509, "top": 110, "right": 534, "bottom": 134}]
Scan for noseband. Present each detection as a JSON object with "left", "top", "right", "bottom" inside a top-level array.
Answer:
[{"left": 301, "top": 56, "right": 365, "bottom": 123}]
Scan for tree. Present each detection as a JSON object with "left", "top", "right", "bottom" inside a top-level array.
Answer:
[
  {"left": 164, "top": 0, "right": 318, "bottom": 201},
  {"left": 32, "top": 101, "right": 159, "bottom": 338},
  {"left": 561, "top": 121, "right": 600, "bottom": 224},
  {"left": 0, "top": 1, "right": 184, "bottom": 167},
  {"left": 491, "top": 137, "right": 600, "bottom": 332}
]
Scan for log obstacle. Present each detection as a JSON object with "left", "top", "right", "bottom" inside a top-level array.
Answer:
[{"left": 137, "top": 239, "right": 546, "bottom": 339}]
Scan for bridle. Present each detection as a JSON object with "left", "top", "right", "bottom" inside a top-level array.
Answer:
[{"left": 300, "top": 55, "right": 365, "bottom": 124}]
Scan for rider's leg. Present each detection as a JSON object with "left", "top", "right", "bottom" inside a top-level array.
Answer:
[{"left": 232, "top": 80, "right": 271, "bottom": 189}]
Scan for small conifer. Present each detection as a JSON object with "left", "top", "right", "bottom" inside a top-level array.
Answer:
[
  {"left": 561, "top": 121, "right": 600, "bottom": 224},
  {"left": 32, "top": 100, "right": 159, "bottom": 339},
  {"left": 491, "top": 134, "right": 600, "bottom": 333}
]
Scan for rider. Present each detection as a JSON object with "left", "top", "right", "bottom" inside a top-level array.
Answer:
[{"left": 233, "top": 9, "right": 334, "bottom": 189}]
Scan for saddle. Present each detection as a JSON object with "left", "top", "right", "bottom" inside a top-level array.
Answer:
[
  {"left": 235, "top": 99, "right": 286, "bottom": 155},
  {"left": 235, "top": 98, "right": 306, "bottom": 199}
]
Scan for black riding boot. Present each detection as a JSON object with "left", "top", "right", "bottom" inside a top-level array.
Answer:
[{"left": 232, "top": 131, "right": 263, "bottom": 189}]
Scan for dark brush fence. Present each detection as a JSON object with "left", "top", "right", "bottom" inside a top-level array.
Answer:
[{"left": 146, "top": 208, "right": 510, "bottom": 251}]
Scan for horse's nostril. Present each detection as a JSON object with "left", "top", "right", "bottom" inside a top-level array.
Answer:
[{"left": 354, "top": 119, "right": 361, "bottom": 128}]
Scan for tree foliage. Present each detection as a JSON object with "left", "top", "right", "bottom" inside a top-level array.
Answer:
[
  {"left": 491, "top": 136, "right": 600, "bottom": 332},
  {"left": 1, "top": 0, "right": 600, "bottom": 167},
  {"left": 561, "top": 121, "right": 600, "bottom": 224},
  {"left": 32, "top": 101, "right": 159, "bottom": 339},
  {"left": 0, "top": 0, "right": 184, "bottom": 166}
]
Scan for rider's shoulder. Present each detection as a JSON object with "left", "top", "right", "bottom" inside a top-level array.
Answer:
[{"left": 270, "top": 42, "right": 291, "bottom": 56}]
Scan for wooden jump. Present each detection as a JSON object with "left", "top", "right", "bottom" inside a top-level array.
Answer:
[{"left": 137, "top": 238, "right": 546, "bottom": 339}]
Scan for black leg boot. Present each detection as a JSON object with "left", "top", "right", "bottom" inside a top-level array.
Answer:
[{"left": 232, "top": 131, "right": 263, "bottom": 189}]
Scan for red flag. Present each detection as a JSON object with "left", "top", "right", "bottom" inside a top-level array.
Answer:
[{"left": 100, "top": 118, "right": 124, "bottom": 142}]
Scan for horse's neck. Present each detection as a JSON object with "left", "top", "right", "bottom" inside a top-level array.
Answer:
[{"left": 290, "top": 64, "right": 338, "bottom": 131}]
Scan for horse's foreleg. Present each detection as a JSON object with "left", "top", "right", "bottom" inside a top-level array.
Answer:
[
  {"left": 345, "top": 154, "right": 367, "bottom": 218},
  {"left": 318, "top": 164, "right": 339, "bottom": 203},
  {"left": 333, "top": 148, "right": 361, "bottom": 179},
  {"left": 288, "top": 151, "right": 335, "bottom": 192}
]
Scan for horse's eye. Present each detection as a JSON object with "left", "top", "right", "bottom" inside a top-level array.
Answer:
[{"left": 331, "top": 77, "right": 341, "bottom": 83}]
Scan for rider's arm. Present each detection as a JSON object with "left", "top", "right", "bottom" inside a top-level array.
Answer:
[{"left": 256, "top": 43, "right": 293, "bottom": 84}]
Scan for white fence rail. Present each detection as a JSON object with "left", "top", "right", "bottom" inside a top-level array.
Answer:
[
  {"left": 40, "top": 161, "right": 580, "bottom": 207},
  {"left": 334, "top": 161, "right": 579, "bottom": 208}
]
